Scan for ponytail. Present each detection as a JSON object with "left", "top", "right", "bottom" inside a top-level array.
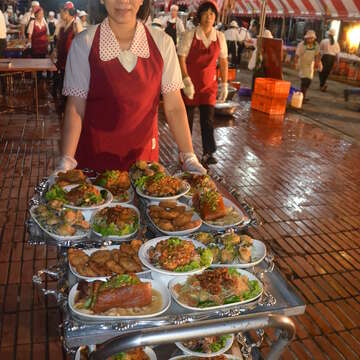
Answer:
[{"left": 329, "top": 34, "right": 335, "bottom": 45}]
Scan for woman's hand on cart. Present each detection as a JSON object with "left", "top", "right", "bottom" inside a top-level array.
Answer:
[{"left": 182, "top": 76, "right": 195, "bottom": 100}]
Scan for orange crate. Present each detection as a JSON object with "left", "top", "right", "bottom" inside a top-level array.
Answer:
[
  {"left": 253, "top": 78, "right": 291, "bottom": 98},
  {"left": 251, "top": 93, "right": 287, "bottom": 115},
  {"left": 217, "top": 68, "right": 237, "bottom": 82}
]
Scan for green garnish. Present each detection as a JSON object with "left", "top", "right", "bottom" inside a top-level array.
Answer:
[
  {"left": 112, "top": 353, "right": 125, "bottom": 360},
  {"left": 199, "top": 248, "right": 213, "bottom": 267},
  {"left": 210, "top": 335, "right": 230, "bottom": 352},
  {"left": 198, "top": 300, "right": 217, "bottom": 308},
  {"left": 83, "top": 297, "right": 92, "bottom": 309},
  {"left": 242, "top": 280, "right": 262, "bottom": 300},
  {"left": 93, "top": 217, "right": 138, "bottom": 236},
  {"left": 167, "top": 237, "right": 182, "bottom": 246},
  {"left": 135, "top": 175, "right": 148, "bottom": 189},
  {"left": 101, "top": 274, "right": 140, "bottom": 290},
  {"left": 223, "top": 295, "right": 241, "bottom": 304},
  {"left": 45, "top": 185, "right": 66, "bottom": 202},
  {"left": 228, "top": 267, "right": 240, "bottom": 276},
  {"left": 200, "top": 189, "right": 220, "bottom": 211},
  {"left": 174, "top": 260, "right": 200, "bottom": 272}
]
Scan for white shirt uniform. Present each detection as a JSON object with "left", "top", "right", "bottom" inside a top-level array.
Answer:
[
  {"left": 178, "top": 26, "right": 228, "bottom": 59},
  {"left": 28, "top": 18, "right": 49, "bottom": 37},
  {"left": 320, "top": 38, "right": 340, "bottom": 56},
  {"left": 63, "top": 19, "right": 183, "bottom": 99},
  {"left": 161, "top": 16, "right": 185, "bottom": 34},
  {"left": 224, "top": 28, "right": 242, "bottom": 42},
  {"left": 0, "top": 11, "right": 6, "bottom": 39}
]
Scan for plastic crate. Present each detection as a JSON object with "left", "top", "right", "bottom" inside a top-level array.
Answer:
[
  {"left": 251, "top": 93, "right": 287, "bottom": 115},
  {"left": 217, "top": 68, "right": 237, "bottom": 82},
  {"left": 253, "top": 78, "right": 291, "bottom": 98}
]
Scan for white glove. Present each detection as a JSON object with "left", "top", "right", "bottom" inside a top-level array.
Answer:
[
  {"left": 49, "top": 155, "right": 77, "bottom": 184},
  {"left": 182, "top": 76, "right": 195, "bottom": 100},
  {"left": 179, "top": 152, "right": 207, "bottom": 175},
  {"left": 218, "top": 82, "right": 228, "bottom": 103}
]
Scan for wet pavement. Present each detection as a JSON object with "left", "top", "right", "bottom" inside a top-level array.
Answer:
[{"left": 0, "top": 84, "right": 360, "bottom": 359}]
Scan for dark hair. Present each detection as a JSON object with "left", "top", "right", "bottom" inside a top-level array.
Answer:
[
  {"left": 196, "top": 2, "right": 218, "bottom": 23},
  {"left": 63, "top": 7, "right": 76, "bottom": 17},
  {"left": 137, "top": 0, "right": 150, "bottom": 21},
  {"left": 329, "top": 34, "right": 335, "bottom": 45}
]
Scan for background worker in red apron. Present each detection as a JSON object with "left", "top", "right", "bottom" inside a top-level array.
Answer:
[
  {"left": 178, "top": 0, "right": 228, "bottom": 166},
  {"left": 55, "top": 0, "right": 205, "bottom": 174},
  {"left": 162, "top": 4, "right": 184, "bottom": 46},
  {"left": 28, "top": 6, "right": 49, "bottom": 59}
]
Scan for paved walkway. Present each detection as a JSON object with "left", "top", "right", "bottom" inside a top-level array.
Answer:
[{"left": 0, "top": 87, "right": 359, "bottom": 359}]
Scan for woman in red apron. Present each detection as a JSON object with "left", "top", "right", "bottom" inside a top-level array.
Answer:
[
  {"left": 28, "top": 6, "right": 49, "bottom": 58},
  {"left": 55, "top": 0, "right": 205, "bottom": 174},
  {"left": 178, "top": 0, "right": 228, "bottom": 165}
]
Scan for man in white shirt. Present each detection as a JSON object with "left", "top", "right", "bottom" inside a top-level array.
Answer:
[
  {"left": 0, "top": 10, "right": 6, "bottom": 57},
  {"left": 162, "top": 5, "right": 185, "bottom": 46}
]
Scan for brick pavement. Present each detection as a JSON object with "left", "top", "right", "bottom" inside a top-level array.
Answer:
[{"left": 0, "top": 94, "right": 360, "bottom": 359}]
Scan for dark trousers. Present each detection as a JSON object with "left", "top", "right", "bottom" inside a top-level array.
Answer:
[
  {"left": 0, "top": 39, "right": 7, "bottom": 95},
  {"left": 300, "top": 77, "right": 312, "bottom": 98},
  {"left": 186, "top": 105, "right": 216, "bottom": 155},
  {"left": 52, "top": 69, "right": 66, "bottom": 114},
  {"left": 319, "top": 54, "right": 336, "bottom": 87}
]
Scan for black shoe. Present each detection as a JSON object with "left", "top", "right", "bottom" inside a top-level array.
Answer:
[{"left": 202, "top": 154, "right": 218, "bottom": 165}]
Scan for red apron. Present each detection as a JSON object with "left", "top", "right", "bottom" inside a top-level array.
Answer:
[
  {"left": 57, "top": 22, "right": 75, "bottom": 70},
  {"left": 75, "top": 25, "right": 163, "bottom": 172},
  {"left": 183, "top": 31, "right": 220, "bottom": 106},
  {"left": 31, "top": 22, "right": 48, "bottom": 56}
]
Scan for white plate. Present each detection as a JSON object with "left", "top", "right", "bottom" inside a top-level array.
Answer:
[
  {"left": 62, "top": 184, "right": 113, "bottom": 211},
  {"left": 29, "top": 205, "right": 91, "bottom": 242},
  {"left": 211, "top": 240, "right": 267, "bottom": 269},
  {"left": 136, "top": 181, "right": 190, "bottom": 202},
  {"left": 215, "top": 101, "right": 239, "bottom": 109},
  {"left": 191, "top": 197, "right": 245, "bottom": 230},
  {"left": 176, "top": 334, "right": 234, "bottom": 358},
  {"left": 91, "top": 203, "right": 140, "bottom": 240},
  {"left": 111, "top": 186, "right": 135, "bottom": 204},
  {"left": 75, "top": 346, "right": 157, "bottom": 360},
  {"left": 69, "top": 279, "right": 171, "bottom": 321},
  {"left": 169, "top": 269, "right": 263, "bottom": 311},
  {"left": 173, "top": 171, "right": 204, "bottom": 201},
  {"left": 138, "top": 236, "right": 209, "bottom": 276},
  {"left": 169, "top": 355, "right": 241, "bottom": 360},
  {"left": 146, "top": 201, "right": 202, "bottom": 236},
  {"left": 68, "top": 244, "right": 150, "bottom": 281}
]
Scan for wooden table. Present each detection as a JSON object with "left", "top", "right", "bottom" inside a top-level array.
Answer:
[{"left": 0, "top": 58, "right": 57, "bottom": 123}]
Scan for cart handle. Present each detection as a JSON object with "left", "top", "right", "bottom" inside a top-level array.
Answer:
[{"left": 89, "top": 313, "right": 295, "bottom": 360}]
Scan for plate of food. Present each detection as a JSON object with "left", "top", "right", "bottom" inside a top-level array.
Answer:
[
  {"left": 68, "top": 240, "right": 149, "bottom": 281},
  {"left": 147, "top": 200, "right": 202, "bottom": 236},
  {"left": 91, "top": 203, "right": 140, "bottom": 240},
  {"left": 176, "top": 334, "right": 234, "bottom": 358},
  {"left": 138, "top": 236, "right": 213, "bottom": 277},
  {"left": 94, "top": 170, "right": 134, "bottom": 204},
  {"left": 69, "top": 274, "right": 171, "bottom": 320},
  {"left": 169, "top": 355, "right": 241, "bottom": 360},
  {"left": 136, "top": 173, "right": 190, "bottom": 201},
  {"left": 130, "top": 160, "right": 167, "bottom": 186},
  {"left": 30, "top": 203, "right": 91, "bottom": 241},
  {"left": 169, "top": 268, "right": 263, "bottom": 311},
  {"left": 49, "top": 169, "right": 89, "bottom": 188},
  {"left": 45, "top": 183, "right": 113, "bottom": 211},
  {"left": 175, "top": 172, "right": 217, "bottom": 200},
  {"left": 192, "top": 189, "right": 244, "bottom": 230},
  {"left": 75, "top": 345, "right": 157, "bottom": 360},
  {"left": 194, "top": 233, "right": 266, "bottom": 269}
]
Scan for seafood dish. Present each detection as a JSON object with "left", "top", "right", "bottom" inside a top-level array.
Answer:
[
  {"left": 95, "top": 170, "right": 132, "bottom": 203},
  {"left": 130, "top": 160, "right": 166, "bottom": 184},
  {"left": 178, "top": 172, "right": 217, "bottom": 198},
  {"left": 147, "top": 237, "right": 213, "bottom": 272},
  {"left": 46, "top": 183, "right": 108, "bottom": 207},
  {"left": 147, "top": 201, "right": 201, "bottom": 233},
  {"left": 31, "top": 203, "right": 90, "bottom": 237},
  {"left": 170, "top": 268, "right": 262, "bottom": 309},
  {"left": 76, "top": 346, "right": 156, "bottom": 360},
  {"left": 92, "top": 205, "right": 139, "bottom": 237},
  {"left": 68, "top": 240, "right": 143, "bottom": 278},
  {"left": 54, "top": 169, "right": 87, "bottom": 187},
  {"left": 170, "top": 356, "right": 239, "bottom": 360},
  {"left": 72, "top": 275, "right": 168, "bottom": 318}
]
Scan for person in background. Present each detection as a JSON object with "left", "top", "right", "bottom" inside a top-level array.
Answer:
[
  {"left": 78, "top": 11, "right": 88, "bottom": 29},
  {"left": 28, "top": 6, "right": 49, "bottom": 59},
  {"left": 21, "top": 1, "right": 39, "bottom": 38},
  {"left": 47, "top": 11, "right": 57, "bottom": 52},
  {"left": 294, "top": 30, "right": 321, "bottom": 102},
  {"left": 58, "top": 0, "right": 205, "bottom": 174},
  {"left": 186, "top": 15, "right": 196, "bottom": 30},
  {"left": 224, "top": 20, "right": 241, "bottom": 66},
  {"left": 248, "top": 29, "right": 273, "bottom": 71},
  {"left": 151, "top": 17, "right": 163, "bottom": 30},
  {"left": 5, "top": 6, "right": 18, "bottom": 26},
  {"left": 178, "top": 0, "right": 228, "bottom": 166},
  {"left": 319, "top": 28, "right": 340, "bottom": 92},
  {"left": 0, "top": 9, "right": 6, "bottom": 57},
  {"left": 162, "top": 4, "right": 185, "bottom": 46}
]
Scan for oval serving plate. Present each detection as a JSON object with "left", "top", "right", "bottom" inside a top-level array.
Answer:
[
  {"left": 175, "top": 334, "right": 234, "bottom": 358},
  {"left": 169, "top": 269, "right": 263, "bottom": 311},
  {"left": 191, "top": 197, "right": 245, "bottom": 230},
  {"left": 91, "top": 203, "right": 140, "bottom": 241},
  {"left": 75, "top": 346, "right": 157, "bottom": 360},
  {"left": 69, "top": 279, "right": 171, "bottom": 321},
  {"left": 138, "top": 236, "right": 209, "bottom": 277},
  {"left": 210, "top": 239, "right": 267, "bottom": 269},
  {"left": 136, "top": 181, "right": 190, "bottom": 202},
  {"left": 62, "top": 184, "right": 113, "bottom": 211},
  {"left": 29, "top": 205, "right": 91, "bottom": 242},
  {"left": 68, "top": 244, "right": 150, "bottom": 281},
  {"left": 146, "top": 201, "right": 202, "bottom": 236}
]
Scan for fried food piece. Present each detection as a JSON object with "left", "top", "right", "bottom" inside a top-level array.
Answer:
[
  {"left": 194, "top": 232, "right": 214, "bottom": 245},
  {"left": 57, "top": 223, "right": 76, "bottom": 236},
  {"left": 159, "top": 200, "right": 177, "bottom": 209},
  {"left": 180, "top": 219, "right": 201, "bottom": 230},
  {"left": 222, "top": 233, "right": 241, "bottom": 246},
  {"left": 63, "top": 209, "right": 77, "bottom": 225},
  {"left": 158, "top": 209, "right": 178, "bottom": 220},
  {"left": 47, "top": 199, "right": 63, "bottom": 211},
  {"left": 193, "top": 189, "right": 227, "bottom": 221},
  {"left": 158, "top": 220, "right": 175, "bottom": 231},
  {"left": 209, "top": 246, "right": 220, "bottom": 262},
  {"left": 239, "top": 247, "right": 251, "bottom": 263},
  {"left": 120, "top": 243, "right": 137, "bottom": 256},
  {"left": 105, "top": 260, "right": 125, "bottom": 274},
  {"left": 76, "top": 263, "right": 98, "bottom": 277},
  {"left": 76, "top": 219, "right": 90, "bottom": 229},
  {"left": 47, "top": 215, "right": 61, "bottom": 226},
  {"left": 57, "top": 169, "right": 86, "bottom": 184},
  {"left": 220, "top": 246, "right": 235, "bottom": 264},
  {"left": 135, "top": 160, "right": 147, "bottom": 170},
  {"left": 118, "top": 255, "right": 142, "bottom": 273},
  {"left": 130, "top": 239, "right": 142, "bottom": 251},
  {"left": 68, "top": 248, "right": 89, "bottom": 267},
  {"left": 90, "top": 250, "right": 112, "bottom": 265},
  {"left": 172, "top": 211, "right": 193, "bottom": 227},
  {"left": 88, "top": 259, "right": 112, "bottom": 276}
]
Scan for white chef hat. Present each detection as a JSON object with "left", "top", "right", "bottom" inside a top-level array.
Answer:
[
  {"left": 31, "top": 1, "right": 40, "bottom": 7},
  {"left": 263, "top": 29, "right": 273, "bottom": 38},
  {"left": 78, "top": 10, "right": 87, "bottom": 17},
  {"left": 230, "top": 20, "right": 238, "bottom": 28},
  {"left": 170, "top": 4, "right": 179, "bottom": 11},
  {"left": 7, "top": 5, "right": 13, "bottom": 12},
  {"left": 328, "top": 28, "right": 336, "bottom": 36},
  {"left": 49, "top": 11, "right": 55, "bottom": 17}
]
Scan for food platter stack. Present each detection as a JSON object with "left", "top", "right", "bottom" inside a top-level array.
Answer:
[{"left": 27, "top": 161, "right": 272, "bottom": 360}]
